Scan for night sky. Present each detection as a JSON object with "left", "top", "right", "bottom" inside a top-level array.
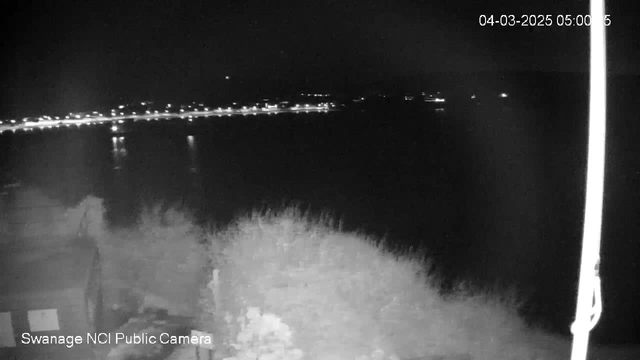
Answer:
[{"left": 2, "top": 0, "right": 639, "bottom": 117}]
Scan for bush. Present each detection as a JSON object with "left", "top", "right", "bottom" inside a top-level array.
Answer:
[
  {"left": 66, "top": 195, "right": 106, "bottom": 238},
  {"left": 198, "top": 208, "right": 569, "bottom": 360},
  {"left": 94, "top": 202, "right": 209, "bottom": 316},
  {"left": 223, "top": 307, "right": 304, "bottom": 360}
]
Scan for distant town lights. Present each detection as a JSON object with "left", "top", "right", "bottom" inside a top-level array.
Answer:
[{"left": 0, "top": 97, "right": 340, "bottom": 135}]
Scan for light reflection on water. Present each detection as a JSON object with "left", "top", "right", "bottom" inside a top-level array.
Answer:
[
  {"left": 111, "top": 136, "right": 127, "bottom": 170},
  {"left": 187, "top": 135, "right": 197, "bottom": 173}
]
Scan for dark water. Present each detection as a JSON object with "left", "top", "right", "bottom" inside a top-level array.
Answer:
[{"left": 1, "top": 73, "right": 639, "bottom": 344}]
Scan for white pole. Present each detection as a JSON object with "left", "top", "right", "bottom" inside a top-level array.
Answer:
[{"left": 570, "top": 0, "right": 607, "bottom": 360}]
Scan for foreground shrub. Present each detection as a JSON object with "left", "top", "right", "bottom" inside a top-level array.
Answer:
[
  {"left": 66, "top": 194, "right": 107, "bottom": 238},
  {"left": 223, "top": 307, "right": 304, "bottom": 360},
  {"left": 199, "top": 208, "right": 568, "bottom": 360}
]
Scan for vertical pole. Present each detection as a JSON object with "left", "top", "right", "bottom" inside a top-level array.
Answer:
[{"left": 570, "top": 1, "right": 607, "bottom": 360}]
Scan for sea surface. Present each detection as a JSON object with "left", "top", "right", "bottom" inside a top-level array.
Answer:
[{"left": 1, "top": 73, "right": 639, "bottom": 345}]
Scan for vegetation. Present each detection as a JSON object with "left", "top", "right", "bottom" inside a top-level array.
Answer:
[
  {"left": 198, "top": 208, "right": 569, "bottom": 360},
  {"left": 2, "top": 189, "right": 570, "bottom": 359},
  {"left": 92, "top": 202, "right": 209, "bottom": 317}
]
